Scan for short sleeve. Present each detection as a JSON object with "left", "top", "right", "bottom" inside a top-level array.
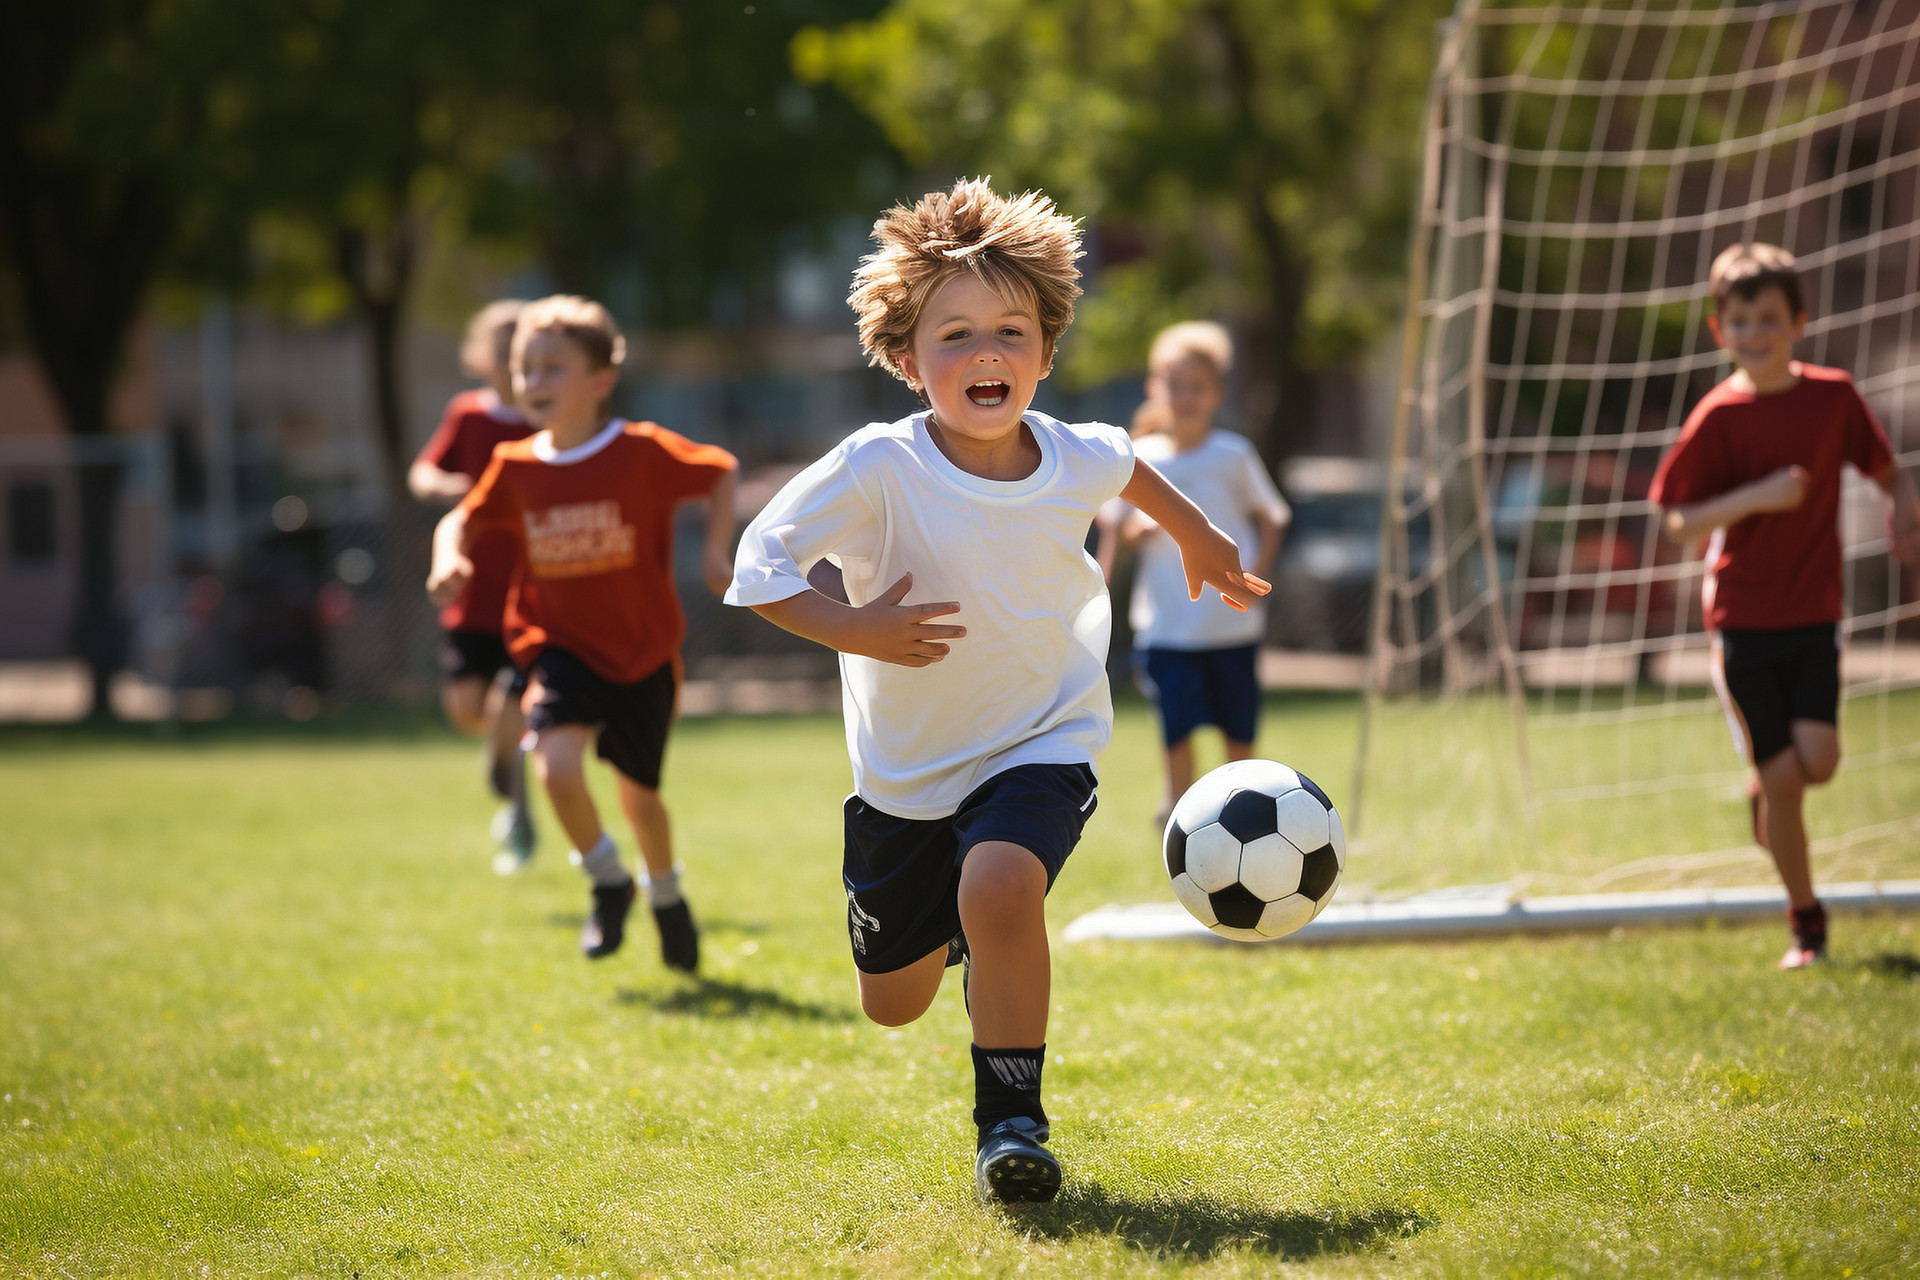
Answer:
[
  {"left": 644, "top": 423, "right": 738, "bottom": 500},
  {"left": 415, "top": 398, "right": 465, "bottom": 471},
  {"left": 1233, "top": 436, "right": 1290, "bottom": 525},
  {"left": 1074, "top": 422, "right": 1136, "bottom": 503},
  {"left": 457, "top": 450, "right": 519, "bottom": 533},
  {"left": 1649, "top": 407, "right": 1727, "bottom": 508},
  {"left": 726, "top": 443, "right": 881, "bottom": 608},
  {"left": 1843, "top": 385, "right": 1895, "bottom": 478}
]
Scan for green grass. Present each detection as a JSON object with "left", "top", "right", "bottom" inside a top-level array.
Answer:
[{"left": 2, "top": 697, "right": 1918, "bottom": 1277}]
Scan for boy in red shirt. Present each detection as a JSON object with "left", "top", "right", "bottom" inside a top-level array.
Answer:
[
  {"left": 426, "top": 296, "right": 738, "bottom": 971},
  {"left": 1651, "top": 243, "right": 1920, "bottom": 968},
  {"left": 410, "top": 300, "right": 539, "bottom": 873}
]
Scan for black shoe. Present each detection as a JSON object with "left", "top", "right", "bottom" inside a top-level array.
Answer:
[
  {"left": 975, "top": 1116, "right": 1060, "bottom": 1204},
  {"left": 652, "top": 899, "right": 700, "bottom": 973},
  {"left": 581, "top": 879, "right": 637, "bottom": 959}
]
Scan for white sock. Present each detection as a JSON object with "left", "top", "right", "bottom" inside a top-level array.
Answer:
[
  {"left": 644, "top": 866, "right": 684, "bottom": 907},
  {"left": 569, "top": 834, "right": 629, "bottom": 886}
]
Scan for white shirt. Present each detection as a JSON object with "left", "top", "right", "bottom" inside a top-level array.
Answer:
[
  {"left": 727, "top": 410, "right": 1136, "bottom": 818},
  {"left": 1123, "top": 430, "right": 1289, "bottom": 650}
]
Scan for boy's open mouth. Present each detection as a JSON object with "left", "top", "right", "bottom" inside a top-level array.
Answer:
[{"left": 965, "top": 378, "right": 1009, "bottom": 407}]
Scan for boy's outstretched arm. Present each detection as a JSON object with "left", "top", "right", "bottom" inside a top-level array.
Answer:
[
  {"left": 750, "top": 572, "right": 966, "bottom": 668},
  {"left": 1662, "top": 465, "right": 1807, "bottom": 542},
  {"left": 701, "top": 467, "right": 739, "bottom": 595},
  {"left": 1876, "top": 461, "right": 1920, "bottom": 564},
  {"left": 425, "top": 506, "right": 476, "bottom": 606},
  {"left": 1120, "top": 460, "right": 1271, "bottom": 611}
]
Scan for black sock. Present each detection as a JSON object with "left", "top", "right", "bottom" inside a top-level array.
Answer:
[
  {"left": 1790, "top": 900, "right": 1827, "bottom": 949},
  {"left": 972, "top": 1044, "right": 1047, "bottom": 1138}
]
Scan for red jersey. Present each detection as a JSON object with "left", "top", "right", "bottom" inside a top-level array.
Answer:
[
  {"left": 459, "top": 419, "right": 737, "bottom": 684},
  {"left": 1649, "top": 364, "right": 1894, "bottom": 631},
  {"left": 415, "top": 389, "right": 534, "bottom": 633}
]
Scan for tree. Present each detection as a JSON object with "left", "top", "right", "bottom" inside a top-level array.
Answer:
[
  {"left": 801, "top": 0, "right": 1451, "bottom": 462},
  {"left": 0, "top": 3, "right": 193, "bottom": 716}
]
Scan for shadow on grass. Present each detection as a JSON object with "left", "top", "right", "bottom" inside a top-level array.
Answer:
[
  {"left": 616, "top": 976, "right": 852, "bottom": 1022},
  {"left": 1861, "top": 951, "right": 1920, "bottom": 979},
  {"left": 1011, "top": 1182, "right": 1431, "bottom": 1261}
]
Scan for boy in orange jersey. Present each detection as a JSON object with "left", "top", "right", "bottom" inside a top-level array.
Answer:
[
  {"left": 1652, "top": 243, "right": 1920, "bottom": 969},
  {"left": 427, "top": 296, "right": 738, "bottom": 971},
  {"left": 410, "top": 299, "right": 539, "bottom": 873}
]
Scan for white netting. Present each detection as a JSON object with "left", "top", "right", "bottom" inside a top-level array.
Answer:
[{"left": 1354, "top": 0, "right": 1920, "bottom": 892}]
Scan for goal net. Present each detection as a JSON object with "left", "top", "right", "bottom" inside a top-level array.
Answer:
[{"left": 1354, "top": 0, "right": 1920, "bottom": 895}]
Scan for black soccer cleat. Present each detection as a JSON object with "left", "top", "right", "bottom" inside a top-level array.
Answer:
[
  {"left": 581, "top": 879, "right": 637, "bottom": 960},
  {"left": 652, "top": 899, "right": 700, "bottom": 973},
  {"left": 975, "top": 1116, "right": 1060, "bottom": 1205}
]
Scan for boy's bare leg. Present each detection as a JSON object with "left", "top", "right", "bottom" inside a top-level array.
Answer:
[
  {"left": 484, "top": 678, "right": 526, "bottom": 794},
  {"left": 957, "top": 841, "right": 1050, "bottom": 1048},
  {"left": 1225, "top": 738, "right": 1255, "bottom": 763},
  {"left": 614, "top": 775, "right": 674, "bottom": 879},
  {"left": 855, "top": 947, "right": 947, "bottom": 1026},
  {"left": 441, "top": 676, "right": 488, "bottom": 736},
  {"left": 1162, "top": 737, "right": 1195, "bottom": 818},
  {"left": 1757, "top": 720, "right": 1839, "bottom": 911},
  {"left": 531, "top": 725, "right": 604, "bottom": 852}
]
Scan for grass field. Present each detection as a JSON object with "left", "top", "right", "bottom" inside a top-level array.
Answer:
[{"left": 3, "top": 695, "right": 1919, "bottom": 1277}]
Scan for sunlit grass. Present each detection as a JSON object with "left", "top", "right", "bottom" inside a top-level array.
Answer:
[{"left": 1, "top": 699, "right": 1916, "bottom": 1277}]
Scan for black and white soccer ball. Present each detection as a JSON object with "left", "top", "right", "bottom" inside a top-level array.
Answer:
[{"left": 1164, "top": 759, "right": 1346, "bottom": 941}]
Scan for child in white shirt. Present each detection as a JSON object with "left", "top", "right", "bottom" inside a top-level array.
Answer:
[
  {"left": 1102, "top": 322, "right": 1290, "bottom": 821},
  {"left": 728, "top": 181, "right": 1267, "bottom": 1204}
]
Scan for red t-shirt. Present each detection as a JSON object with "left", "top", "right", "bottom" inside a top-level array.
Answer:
[
  {"left": 459, "top": 419, "right": 737, "bottom": 684},
  {"left": 1649, "top": 364, "right": 1894, "bottom": 631},
  {"left": 415, "top": 389, "right": 534, "bottom": 633}
]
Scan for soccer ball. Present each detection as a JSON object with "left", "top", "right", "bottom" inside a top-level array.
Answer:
[{"left": 1164, "top": 759, "right": 1346, "bottom": 942}]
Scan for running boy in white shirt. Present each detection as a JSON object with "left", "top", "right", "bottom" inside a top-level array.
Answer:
[
  {"left": 727, "top": 180, "right": 1267, "bottom": 1204},
  {"left": 1101, "top": 322, "right": 1291, "bottom": 822}
]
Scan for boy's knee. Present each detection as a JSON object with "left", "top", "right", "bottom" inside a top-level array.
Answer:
[
  {"left": 441, "top": 680, "right": 487, "bottom": 732},
  {"left": 1799, "top": 750, "right": 1839, "bottom": 785},
  {"left": 956, "top": 843, "right": 1047, "bottom": 930}
]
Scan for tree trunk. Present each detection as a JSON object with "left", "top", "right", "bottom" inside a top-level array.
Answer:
[{"left": 1204, "top": 0, "right": 1317, "bottom": 472}]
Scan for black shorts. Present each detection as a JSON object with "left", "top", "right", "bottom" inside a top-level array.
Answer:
[
  {"left": 440, "top": 628, "right": 529, "bottom": 694},
  {"left": 840, "top": 762, "right": 1098, "bottom": 974},
  {"left": 524, "top": 648, "right": 677, "bottom": 789},
  {"left": 1136, "top": 644, "right": 1261, "bottom": 747},
  {"left": 1714, "top": 624, "right": 1840, "bottom": 765}
]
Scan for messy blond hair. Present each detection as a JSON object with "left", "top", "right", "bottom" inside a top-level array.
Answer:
[
  {"left": 1708, "top": 242, "right": 1805, "bottom": 316},
  {"left": 459, "top": 299, "right": 526, "bottom": 380},
  {"left": 1148, "top": 320, "right": 1233, "bottom": 379},
  {"left": 512, "top": 295, "right": 628, "bottom": 372},
  {"left": 848, "top": 178, "right": 1083, "bottom": 381}
]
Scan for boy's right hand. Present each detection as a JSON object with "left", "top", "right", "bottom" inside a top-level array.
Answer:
[
  {"left": 426, "top": 556, "right": 474, "bottom": 607},
  {"left": 847, "top": 573, "right": 965, "bottom": 668},
  {"left": 1750, "top": 465, "right": 1809, "bottom": 513}
]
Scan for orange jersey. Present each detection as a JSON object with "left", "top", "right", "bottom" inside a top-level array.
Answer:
[
  {"left": 415, "top": 388, "right": 534, "bottom": 633},
  {"left": 459, "top": 419, "right": 736, "bottom": 683}
]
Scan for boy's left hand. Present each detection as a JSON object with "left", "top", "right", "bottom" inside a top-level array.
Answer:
[
  {"left": 703, "top": 546, "right": 734, "bottom": 595},
  {"left": 1182, "top": 524, "right": 1272, "bottom": 612},
  {"left": 1891, "top": 493, "right": 1920, "bottom": 565}
]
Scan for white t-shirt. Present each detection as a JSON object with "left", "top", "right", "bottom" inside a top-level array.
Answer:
[
  {"left": 727, "top": 410, "right": 1136, "bottom": 819},
  {"left": 1123, "top": 430, "right": 1289, "bottom": 650}
]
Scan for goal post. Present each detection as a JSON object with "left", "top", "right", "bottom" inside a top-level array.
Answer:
[{"left": 1355, "top": 0, "right": 1920, "bottom": 894}]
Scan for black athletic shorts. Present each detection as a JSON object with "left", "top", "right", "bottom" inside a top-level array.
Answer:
[
  {"left": 1136, "top": 644, "right": 1261, "bottom": 747},
  {"left": 840, "top": 762, "right": 1098, "bottom": 974},
  {"left": 1716, "top": 624, "right": 1840, "bottom": 765},
  {"left": 524, "top": 647, "right": 677, "bottom": 789},
  {"left": 439, "top": 628, "right": 528, "bottom": 694}
]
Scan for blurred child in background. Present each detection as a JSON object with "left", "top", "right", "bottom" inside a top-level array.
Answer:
[
  {"left": 427, "top": 296, "right": 738, "bottom": 971},
  {"left": 410, "top": 299, "right": 538, "bottom": 873},
  {"left": 1100, "top": 321, "right": 1290, "bottom": 824}
]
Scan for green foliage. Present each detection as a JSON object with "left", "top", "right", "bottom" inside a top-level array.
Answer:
[
  {"left": 3, "top": 705, "right": 1919, "bottom": 1275},
  {"left": 802, "top": 0, "right": 1451, "bottom": 400}
]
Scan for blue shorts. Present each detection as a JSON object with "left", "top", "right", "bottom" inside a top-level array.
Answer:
[
  {"left": 840, "top": 763, "right": 1098, "bottom": 974},
  {"left": 1137, "top": 644, "right": 1261, "bottom": 747}
]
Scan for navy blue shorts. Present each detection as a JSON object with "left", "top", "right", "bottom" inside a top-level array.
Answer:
[
  {"left": 524, "top": 648, "right": 676, "bottom": 789},
  {"left": 1715, "top": 624, "right": 1840, "bottom": 765},
  {"left": 440, "top": 628, "right": 529, "bottom": 695},
  {"left": 841, "top": 762, "right": 1098, "bottom": 974},
  {"left": 1137, "top": 644, "right": 1261, "bottom": 747}
]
